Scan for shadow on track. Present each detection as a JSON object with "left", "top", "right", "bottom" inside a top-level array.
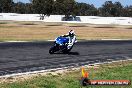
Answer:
[
  {"left": 52, "top": 52, "right": 80, "bottom": 55},
  {"left": 68, "top": 52, "right": 80, "bottom": 55}
]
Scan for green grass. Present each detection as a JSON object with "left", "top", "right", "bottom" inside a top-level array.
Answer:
[{"left": 0, "top": 61, "right": 132, "bottom": 88}]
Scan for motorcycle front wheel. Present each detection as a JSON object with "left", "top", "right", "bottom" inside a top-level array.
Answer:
[{"left": 49, "top": 46, "right": 56, "bottom": 54}]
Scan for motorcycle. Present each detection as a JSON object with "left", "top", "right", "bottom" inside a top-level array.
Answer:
[{"left": 49, "top": 36, "right": 77, "bottom": 54}]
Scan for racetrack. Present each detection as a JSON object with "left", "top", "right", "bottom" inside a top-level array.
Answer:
[{"left": 0, "top": 40, "right": 132, "bottom": 76}]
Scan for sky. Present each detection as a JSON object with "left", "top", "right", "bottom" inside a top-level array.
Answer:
[
  {"left": 76, "top": 0, "right": 132, "bottom": 7},
  {"left": 13, "top": 0, "right": 132, "bottom": 8}
]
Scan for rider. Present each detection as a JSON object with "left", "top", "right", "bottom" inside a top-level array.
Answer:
[{"left": 62, "top": 30, "right": 77, "bottom": 49}]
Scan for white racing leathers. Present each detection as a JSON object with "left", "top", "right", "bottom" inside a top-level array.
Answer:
[{"left": 67, "top": 36, "right": 77, "bottom": 50}]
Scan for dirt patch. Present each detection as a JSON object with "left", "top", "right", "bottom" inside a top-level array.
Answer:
[{"left": 0, "top": 22, "right": 132, "bottom": 41}]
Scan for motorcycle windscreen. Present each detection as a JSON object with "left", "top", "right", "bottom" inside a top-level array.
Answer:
[{"left": 56, "top": 37, "right": 69, "bottom": 45}]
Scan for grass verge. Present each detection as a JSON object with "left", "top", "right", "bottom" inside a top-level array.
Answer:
[{"left": 0, "top": 60, "right": 132, "bottom": 88}]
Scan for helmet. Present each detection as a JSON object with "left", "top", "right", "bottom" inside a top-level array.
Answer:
[{"left": 68, "top": 30, "right": 75, "bottom": 37}]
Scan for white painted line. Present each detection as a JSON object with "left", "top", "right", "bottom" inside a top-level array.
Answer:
[
  {"left": 47, "top": 40, "right": 55, "bottom": 41},
  {"left": 6, "top": 41, "right": 28, "bottom": 42},
  {"left": 0, "top": 39, "right": 132, "bottom": 43},
  {"left": 0, "top": 41, "right": 29, "bottom": 43},
  {"left": 100, "top": 39, "right": 132, "bottom": 41}
]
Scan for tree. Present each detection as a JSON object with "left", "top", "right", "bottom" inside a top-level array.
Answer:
[
  {"left": 0, "top": 6, "right": 2, "bottom": 13},
  {"left": 99, "top": 1, "right": 114, "bottom": 16},
  {"left": 122, "top": 5, "right": 132, "bottom": 17},
  {"left": 99, "top": 1, "right": 123, "bottom": 17},
  {"left": 12, "top": 2, "right": 33, "bottom": 14},
  {"left": 113, "top": 2, "right": 123, "bottom": 16},
  {"left": 32, "top": 0, "right": 54, "bottom": 20},
  {"left": 54, "top": 0, "right": 76, "bottom": 20},
  {"left": 12, "top": 2, "right": 26, "bottom": 14},
  {"left": 0, "top": 0, "right": 13, "bottom": 13},
  {"left": 75, "top": 2, "right": 98, "bottom": 16},
  {"left": 25, "top": 3, "right": 34, "bottom": 14}
]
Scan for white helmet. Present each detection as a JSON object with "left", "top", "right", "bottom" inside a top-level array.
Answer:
[{"left": 68, "top": 30, "right": 75, "bottom": 37}]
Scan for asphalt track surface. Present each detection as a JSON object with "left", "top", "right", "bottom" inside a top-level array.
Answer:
[{"left": 0, "top": 40, "right": 132, "bottom": 76}]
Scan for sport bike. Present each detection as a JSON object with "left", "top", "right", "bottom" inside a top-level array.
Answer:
[{"left": 49, "top": 36, "right": 77, "bottom": 54}]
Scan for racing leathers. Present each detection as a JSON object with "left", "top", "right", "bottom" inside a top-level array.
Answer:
[{"left": 62, "top": 34, "right": 77, "bottom": 49}]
